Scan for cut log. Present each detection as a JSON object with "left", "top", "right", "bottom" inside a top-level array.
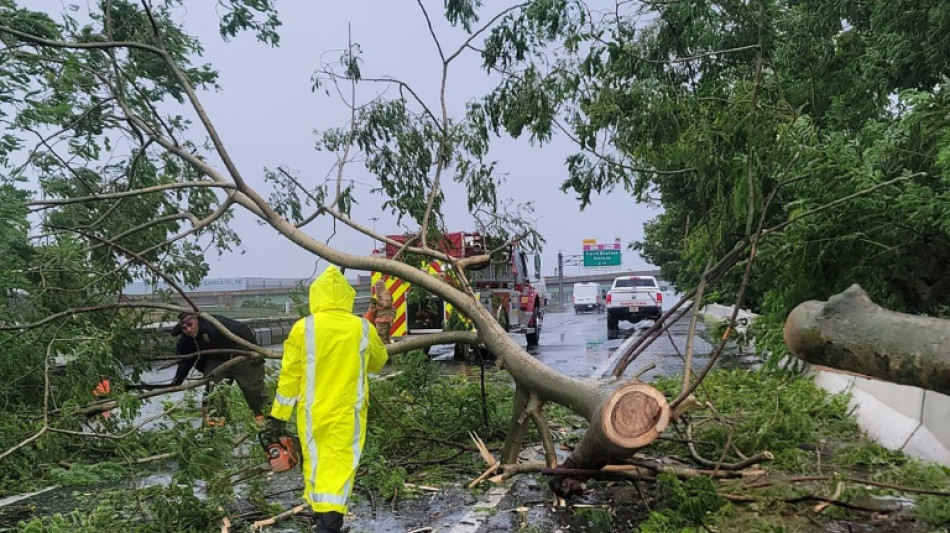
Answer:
[
  {"left": 784, "top": 284, "right": 950, "bottom": 395},
  {"left": 458, "top": 318, "right": 673, "bottom": 497},
  {"left": 592, "top": 382, "right": 670, "bottom": 453},
  {"left": 545, "top": 381, "right": 670, "bottom": 496}
]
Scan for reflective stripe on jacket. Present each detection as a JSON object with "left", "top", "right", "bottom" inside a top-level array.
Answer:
[{"left": 271, "top": 266, "right": 389, "bottom": 514}]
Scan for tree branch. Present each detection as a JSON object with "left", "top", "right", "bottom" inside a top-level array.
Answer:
[
  {"left": 28, "top": 182, "right": 238, "bottom": 208},
  {"left": 415, "top": 0, "right": 446, "bottom": 63}
]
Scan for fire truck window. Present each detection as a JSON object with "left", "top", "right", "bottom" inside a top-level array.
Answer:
[{"left": 515, "top": 251, "right": 527, "bottom": 285}]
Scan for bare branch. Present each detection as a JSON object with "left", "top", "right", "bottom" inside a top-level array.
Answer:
[
  {"left": 762, "top": 174, "right": 921, "bottom": 238},
  {"left": 384, "top": 330, "right": 480, "bottom": 355},
  {"left": 66, "top": 352, "right": 270, "bottom": 417},
  {"left": 681, "top": 256, "right": 714, "bottom": 393},
  {"left": 0, "top": 302, "right": 199, "bottom": 331},
  {"left": 28, "top": 182, "right": 239, "bottom": 208},
  {"left": 274, "top": 178, "right": 493, "bottom": 270},
  {"left": 61, "top": 226, "right": 201, "bottom": 311},
  {"left": 415, "top": 0, "right": 446, "bottom": 63},
  {"left": 322, "top": 72, "right": 441, "bottom": 126},
  {"left": 48, "top": 402, "right": 183, "bottom": 440}
]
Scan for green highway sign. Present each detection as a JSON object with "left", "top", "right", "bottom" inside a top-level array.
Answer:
[{"left": 583, "top": 249, "right": 621, "bottom": 267}]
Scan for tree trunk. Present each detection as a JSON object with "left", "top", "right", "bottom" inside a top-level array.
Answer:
[
  {"left": 784, "top": 284, "right": 950, "bottom": 395},
  {"left": 482, "top": 323, "right": 670, "bottom": 494}
]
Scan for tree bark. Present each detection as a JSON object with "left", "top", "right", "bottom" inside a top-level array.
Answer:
[
  {"left": 490, "top": 332, "right": 672, "bottom": 496},
  {"left": 785, "top": 284, "right": 950, "bottom": 394},
  {"left": 544, "top": 381, "right": 669, "bottom": 494}
]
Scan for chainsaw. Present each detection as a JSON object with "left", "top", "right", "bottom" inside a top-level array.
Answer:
[
  {"left": 226, "top": 427, "right": 301, "bottom": 486},
  {"left": 258, "top": 427, "right": 301, "bottom": 473}
]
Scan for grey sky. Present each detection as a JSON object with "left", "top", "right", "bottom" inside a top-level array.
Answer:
[{"left": 177, "top": 1, "right": 660, "bottom": 280}]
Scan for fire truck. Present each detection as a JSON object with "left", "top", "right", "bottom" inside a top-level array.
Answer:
[{"left": 370, "top": 232, "right": 546, "bottom": 357}]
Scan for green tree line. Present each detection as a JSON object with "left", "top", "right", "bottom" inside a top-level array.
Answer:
[{"left": 475, "top": 0, "right": 950, "bottom": 360}]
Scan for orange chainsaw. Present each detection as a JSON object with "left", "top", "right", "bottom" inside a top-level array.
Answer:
[
  {"left": 258, "top": 427, "right": 301, "bottom": 473},
  {"left": 226, "top": 428, "right": 301, "bottom": 486}
]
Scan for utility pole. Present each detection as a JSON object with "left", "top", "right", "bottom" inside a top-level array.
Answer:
[
  {"left": 558, "top": 251, "right": 564, "bottom": 307},
  {"left": 369, "top": 216, "right": 380, "bottom": 251}
]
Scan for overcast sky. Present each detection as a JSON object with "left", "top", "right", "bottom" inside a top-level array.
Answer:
[{"left": 175, "top": 1, "right": 660, "bottom": 280}]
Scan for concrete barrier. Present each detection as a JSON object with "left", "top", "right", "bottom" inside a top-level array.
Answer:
[
  {"left": 147, "top": 315, "right": 372, "bottom": 350},
  {"left": 814, "top": 371, "right": 950, "bottom": 465},
  {"left": 270, "top": 325, "right": 288, "bottom": 345},
  {"left": 256, "top": 327, "right": 272, "bottom": 346}
]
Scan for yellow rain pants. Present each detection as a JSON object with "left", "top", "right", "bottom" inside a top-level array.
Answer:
[{"left": 271, "top": 266, "right": 389, "bottom": 514}]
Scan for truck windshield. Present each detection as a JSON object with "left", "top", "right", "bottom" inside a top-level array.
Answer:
[{"left": 614, "top": 278, "right": 656, "bottom": 288}]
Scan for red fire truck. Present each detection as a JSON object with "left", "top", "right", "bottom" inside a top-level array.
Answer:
[{"left": 370, "top": 232, "right": 546, "bottom": 356}]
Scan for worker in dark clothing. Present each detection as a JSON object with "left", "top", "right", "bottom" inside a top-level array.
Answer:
[{"left": 171, "top": 312, "right": 267, "bottom": 426}]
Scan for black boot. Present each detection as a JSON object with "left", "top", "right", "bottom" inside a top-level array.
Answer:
[{"left": 311, "top": 511, "right": 344, "bottom": 533}]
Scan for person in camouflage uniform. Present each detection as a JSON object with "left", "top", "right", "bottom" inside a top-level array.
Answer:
[{"left": 371, "top": 280, "right": 395, "bottom": 343}]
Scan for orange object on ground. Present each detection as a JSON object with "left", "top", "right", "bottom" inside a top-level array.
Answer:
[
  {"left": 204, "top": 415, "right": 226, "bottom": 427},
  {"left": 93, "top": 378, "right": 112, "bottom": 418},
  {"left": 93, "top": 379, "right": 111, "bottom": 397}
]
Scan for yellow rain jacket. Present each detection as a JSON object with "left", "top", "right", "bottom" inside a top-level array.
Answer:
[{"left": 271, "top": 266, "right": 388, "bottom": 514}]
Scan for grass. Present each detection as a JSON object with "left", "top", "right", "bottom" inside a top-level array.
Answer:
[
  {"left": 572, "top": 506, "right": 614, "bottom": 529},
  {"left": 10, "top": 353, "right": 950, "bottom": 532},
  {"left": 643, "top": 370, "right": 950, "bottom": 532},
  {"left": 653, "top": 370, "right": 859, "bottom": 472}
]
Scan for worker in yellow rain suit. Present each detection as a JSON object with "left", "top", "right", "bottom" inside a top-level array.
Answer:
[{"left": 268, "top": 265, "right": 389, "bottom": 532}]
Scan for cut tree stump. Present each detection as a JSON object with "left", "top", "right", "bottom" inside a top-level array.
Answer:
[{"left": 547, "top": 381, "right": 670, "bottom": 496}]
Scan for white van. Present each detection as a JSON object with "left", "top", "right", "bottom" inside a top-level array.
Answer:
[{"left": 572, "top": 282, "right": 604, "bottom": 314}]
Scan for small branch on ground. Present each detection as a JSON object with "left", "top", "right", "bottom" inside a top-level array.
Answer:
[
  {"left": 251, "top": 503, "right": 307, "bottom": 531},
  {"left": 812, "top": 481, "right": 844, "bottom": 513},
  {"left": 468, "top": 431, "right": 500, "bottom": 489},
  {"left": 722, "top": 492, "right": 896, "bottom": 514},
  {"left": 745, "top": 475, "right": 950, "bottom": 497}
]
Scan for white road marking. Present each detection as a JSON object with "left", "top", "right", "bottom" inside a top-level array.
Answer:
[{"left": 447, "top": 486, "right": 509, "bottom": 533}]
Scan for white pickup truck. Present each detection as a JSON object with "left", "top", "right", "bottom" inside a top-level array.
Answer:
[{"left": 606, "top": 275, "right": 663, "bottom": 331}]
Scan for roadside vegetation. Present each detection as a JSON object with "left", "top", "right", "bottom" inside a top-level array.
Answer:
[{"left": 7, "top": 355, "right": 950, "bottom": 531}]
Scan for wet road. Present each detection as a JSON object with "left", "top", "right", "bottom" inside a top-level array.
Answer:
[
  {"left": 421, "top": 296, "right": 714, "bottom": 383},
  {"left": 534, "top": 289, "right": 710, "bottom": 380},
  {"left": 525, "top": 306, "right": 714, "bottom": 381}
]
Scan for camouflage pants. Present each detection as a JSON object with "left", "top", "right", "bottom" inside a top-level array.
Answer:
[{"left": 375, "top": 320, "right": 392, "bottom": 343}]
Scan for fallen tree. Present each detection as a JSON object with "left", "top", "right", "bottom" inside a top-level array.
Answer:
[
  {"left": 785, "top": 284, "right": 950, "bottom": 394},
  {"left": 0, "top": 1, "right": 678, "bottom": 498}
]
